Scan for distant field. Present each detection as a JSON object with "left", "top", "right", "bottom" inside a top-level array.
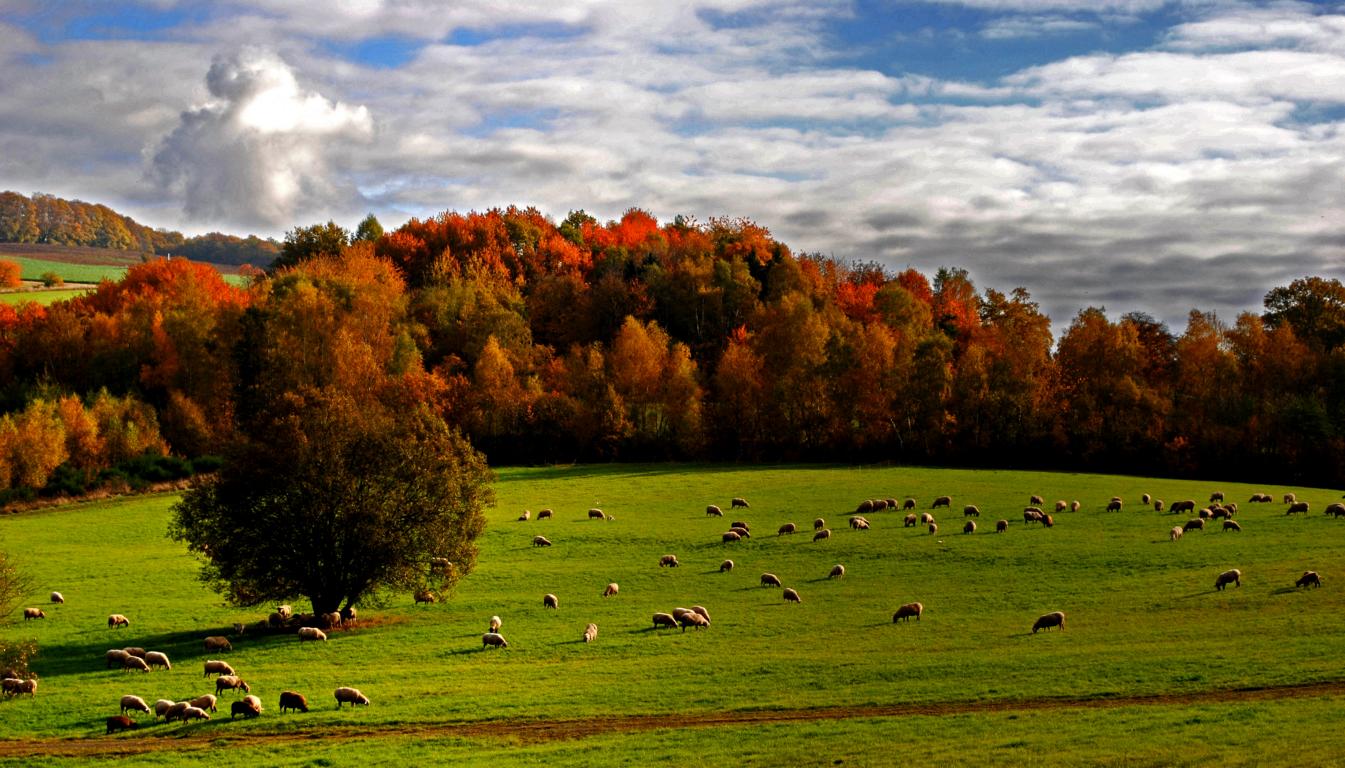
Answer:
[
  {"left": 0, "top": 243, "right": 244, "bottom": 286},
  {"left": 1, "top": 464, "right": 1343, "bottom": 766},
  {"left": 0, "top": 289, "right": 90, "bottom": 307},
  {"left": 6, "top": 256, "right": 126, "bottom": 284}
]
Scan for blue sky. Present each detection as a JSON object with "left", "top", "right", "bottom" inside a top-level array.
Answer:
[{"left": 1, "top": 0, "right": 1343, "bottom": 332}]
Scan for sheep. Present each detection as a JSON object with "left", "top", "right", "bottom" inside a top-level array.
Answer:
[
  {"left": 1183, "top": 518, "right": 1205, "bottom": 532},
  {"left": 107, "top": 614, "right": 130, "bottom": 629},
  {"left": 0, "top": 678, "right": 34, "bottom": 696},
  {"left": 1198, "top": 508, "right": 1211, "bottom": 520},
  {"left": 856, "top": 500, "right": 874, "bottom": 514},
  {"left": 164, "top": 702, "right": 191, "bottom": 722},
  {"left": 963, "top": 505, "right": 980, "bottom": 518},
  {"left": 203, "top": 660, "right": 235, "bottom": 678},
  {"left": 902, "top": 498, "right": 916, "bottom": 511},
  {"left": 1106, "top": 499, "right": 1123, "bottom": 512},
  {"left": 679, "top": 612, "right": 709, "bottom": 631},
  {"left": 659, "top": 554, "right": 679, "bottom": 568},
  {"left": 1327, "top": 503, "right": 1345, "bottom": 518},
  {"left": 1226, "top": 502, "right": 1239, "bottom": 516},
  {"left": 932, "top": 496, "right": 951, "bottom": 509},
  {"left": 1042, "top": 514, "right": 1055, "bottom": 528},
  {"left": 893, "top": 602, "right": 923, "bottom": 622},
  {"left": 119, "top": 694, "right": 151, "bottom": 715},
  {"left": 229, "top": 700, "right": 259, "bottom": 719},
  {"left": 215, "top": 675, "right": 251, "bottom": 695},
  {"left": 928, "top": 522, "right": 938, "bottom": 535},
  {"left": 188, "top": 694, "right": 217, "bottom": 713},
  {"left": 298, "top": 626, "right": 328, "bottom": 642},
  {"left": 652, "top": 613, "right": 678, "bottom": 629},
  {"left": 1032, "top": 611, "right": 1066, "bottom": 633},
  {"left": 778, "top": 522, "right": 798, "bottom": 535},
  {"left": 537, "top": 508, "right": 553, "bottom": 520},
  {"left": 782, "top": 587, "right": 802, "bottom": 603},
  {"left": 430, "top": 557, "right": 452, "bottom": 571},
  {"left": 1023, "top": 508, "right": 1043, "bottom": 524},
  {"left": 482, "top": 632, "right": 509, "bottom": 649},
  {"left": 731, "top": 521, "right": 751, "bottom": 533},
  {"left": 1287, "top": 501, "right": 1310, "bottom": 515},
  {"left": 49, "top": 591, "right": 63, "bottom": 605},
  {"left": 268, "top": 612, "right": 286, "bottom": 628},
  {"left": 182, "top": 706, "right": 211, "bottom": 722},
  {"left": 671, "top": 607, "right": 695, "bottom": 621},
  {"left": 1171, "top": 500, "right": 1195, "bottom": 514},
  {"left": 583, "top": 623, "right": 598, "bottom": 643},
  {"left": 123, "top": 647, "right": 145, "bottom": 658},
  {"left": 341, "top": 607, "right": 358, "bottom": 626},
  {"left": 829, "top": 564, "right": 845, "bottom": 579},
  {"left": 1215, "top": 568, "right": 1242, "bottom": 591},
  {"left": 996, "top": 519, "right": 1008, "bottom": 533},
  {"left": 517, "top": 510, "right": 531, "bottom": 522},
  {"left": 920, "top": 513, "right": 934, "bottom": 525},
  {"left": 242, "top": 694, "right": 263, "bottom": 713},
  {"left": 321, "top": 611, "right": 343, "bottom": 629},
  {"left": 1170, "top": 526, "right": 1183, "bottom": 542},
  {"left": 963, "top": 520, "right": 976, "bottom": 534},
  {"left": 588, "top": 508, "right": 606, "bottom": 520},
  {"left": 1284, "top": 493, "right": 1297, "bottom": 504},
  {"left": 105, "top": 649, "right": 129, "bottom": 669},
  {"left": 706, "top": 504, "right": 724, "bottom": 517},
  {"left": 1210, "top": 506, "right": 1230, "bottom": 520},
  {"left": 851, "top": 517, "right": 870, "bottom": 530},
  {"left": 732, "top": 497, "right": 750, "bottom": 509},
  {"left": 122, "top": 656, "right": 150, "bottom": 673},
  {"left": 23, "top": 608, "right": 44, "bottom": 621},
  {"left": 813, "top": 517, "right": 825, "bottom": 530},
  {"left": 1142, "top": 493, "right": 1152, "bottom": 505},
  {"left": 904, "top": 514, "right": 917, "bottom": 527},
  {"left": 877, "top": 499, "right": 892, "bottom": 511},
  {"left": 1296, "top": 571, "right": 1322, "bottom": 589},
  {"left": 280, "top": 691, "right": 309, "bottom": 713},
  {"left": 106, "top": 715, "right": 137, "bottom": 734},
  {"left": 1029, "top": 495, "right": 1044, "bottom": 505},
  {"left": 543, "top": 593, "right": 559, "bottom": 609},
  {"left": 719, "top": 559, "right": 734, "bottom": 573},
  {"left": 1054, "top": 500, "right": 1067, "bottom": 513},
  {"left": 145, "top": 651, "right": 171, "bottom": 670},
  {"left": 691, "top": 605, "right": 711, "bottom": 624},
  {"left": 813, "top": 528, "right": 831, "bottom": 541},
  {"left": 203, "top": 636, "right": 232, "bottom": 653},
  {"left": 532, "top": 535, "right": 553, "bottom": 547},
  {"left": 1222, "top": 519, "right": 1242, "bottom": 532},
  {"left": 603, "top": 583, "right": 619, "bottom": 597},
  {"left": 1210, "top": 491, "right": 1224, "bottom": 503},
  {"left": 760, "top": 572, "right": 782, "bottom": 587},
  {"left": 489, "top": 615, "right": 502, "bottom": 633},
  {"left": 1248, "top": 493, "right": 1267, "bottom": 503},
  {"left": 414, "top": 589, "right": 438, "bottom": 604},
  {"left": 276, "top": 605, "right": 293, "bottom": 620},
  {"left": 1070, "top": 500, "right": 1081, "bottom": 513},
  {"left": 1154, "top": 500, "right": 1165, "bottom": 512},
  {"left": 722, "top": 531, "right": 742, "bottom": 543},
  {"left": 153, "top": 699, "right": 175, "bottom": 719}
]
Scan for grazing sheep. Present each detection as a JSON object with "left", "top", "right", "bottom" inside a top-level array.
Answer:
[
  {"left": 2, "top": 678, "right": 35, "bottom": 697},
  {"left": 489, "top": 615, "right": 501, "bottom": 633},
  {"left": 782, "top": 588, "right": 802, "bottom": 603},
  {"left": 107, "top": 614, "right": 130, "bottom": 629},
  {"left": 188, "top": 694, "right": 217, "bottom": 713},
  {"left": 1142, "top": 493, "right": 1152, "bottom": 505},
  {"left": 932, "top": 496, "right": 951, "bottom": 509},
  {"left": 1070, "top": 500, "right": 1081, "bottom": 513},
  {"left": 1170, "top": 526, "right": 1183, "bottom": 542},
  {"left": 851, "top": 517, "right": 870, "bottom": 530},
  {"left": 603, "top": 583, "right": 619, "bottom": 597},
  {"left": 105, "top": 649, "right": 130, "bottom": 669},
  {"left": 482, "top": 632, "right": 509, "bottom": 649},
  {"left": 1171, "top": 500, "right": 1196, "bottom": 514},
  {"left": 963, "top": 505, "right": 980, "bottom": 517},
  {"left": 1222, "top": 519, "right": 1242, "bottom": 532},
  {"left": 1215, "top": 568, "right": 1242, "bottom": 591},
  {"left": 203, "top": 636, "right": 232, "bottom": 653},
  {"left": 1327, "top": 503, "right": 1345, "bottom": 518},
  {"left": 904, "top": 514, "right": 917, "bottom": 527},
  {"left": 813, "top": 528, "right": 831, "bottom": 541},
  {"left": 106, "top": 715, "right": 137, "bottom": 734},
  {"left": 182, "top": 706, "right": 211, "bottom": 722},
  {"left": 722, "top": 531, "right": 742, "bottom": 543},
  {"left": 280, "top": 691, "right": 309, "bottom": 713},
  {"left": 732, "top": 497, "right": 750, "bottom": 509},
  {"left": 1054, "top": 500, "right": 1067, "bottom": 513},
  {"left": 963, "top": 520, "right": 976, "bottom": 534},
  {"left": 341, "top": 607, "right": 357, "bottom": 626},
  {"left": 276, "top": 605, "right": 293, "bottom": 620},
  {"left": 1023, "top": 509, "right": 1042, "bottom": 524},
  {"left": 1106, "top": 499, "right": 1123, "bottom": 512},
  {"left": 543, "top": 593, "right": 559, "bottom": 609},
  {"left": 778, "top": 522, "right": 798, "bottom": 535},
  {"left": 1198, "top": 508, "right": 1211, "bottom": 520},
  {"left": 588, "top": 508, "right": 606, "bottom": 520},
  {"left": 659, "top": 554, "right": 680, "bottom": 568},
  {"left": 144, "top": 651, "right": 171, "bottom": 670},
  {"left": 1183, "top": 518, "right": 1205, "bottom": 532},
  {"left": 893, "top": 602, "right": 923, "bottom": 622},
  {"left": 203, "top": 660, "right": 235, "bottom": 678},
  {"left": 1211, "top": 506, "right": 1230, "bottom": 520},
  {"left": 49, "top": 591, "right": 63, "bottom": 605},
  {"left": 267, "top": 612, "right": 286, "bottom": 628},
  {"left": 336, "top": 688, "right": 373, "bottom": 710},
  {"left": 1210, "top": 491, "right": 1224, "bottom": 503},
  {"left": 215, "top": 675, "right": 250, "bottom": 696},
  {"left": 22, "top": 608, "right": 44, "bottom": 621},
  {"left": 856, "top": 500, "right": 874, "bottom": 514},
  {"left": 242, "top": 694, "right": 263, "bottom": 713},
  {"left": 123, "top": 647, "right": 146, "bottom": 658},
  {"left": 1030, "top": 494, "right": 1044, "bottom": 505},
  {"left": 719, "top": 559, "right": 734, "bottom": 573},
  {"left": 537, "top": 508, "right": 553, "bottom": 520},
  {"left": 1287, "top": 501, "right": 1310, "bottom": 515},
  {"left": 760, "top": 572, "right": 782, "bottom": 587},
  {"left": 122, "top": 656, "right": 149, "bottom": 673},
  {"left": 414, "top": 589, "right": 438, "bottom": 605},
  {"left": 1032, "top": 611, "right": 1066, "bottom": 633},
  {"left": 518, "top": 510, "right": 531, "bottom": 521},
  {"left": 119, "top": 695, "right": 151, "bottom": 715},
  {"left": 691, "top": 606, "right": 711, "bottom": 623},
  {"left": 813, "top": 517, "right": 825, "bottom": 530},
  {"left": 1297, "top": 571, "right": 1322, "bottom": 589},
  {"left": 153, "top": 699, "right": 175, "bottom": 719},
  {"left": 1154, "top": 500, "right": 1164, "bottom": 512},
  {"left": 731, "top": 521, "right": 751, "bottom": 532},
  {"left": 1226, "top": 502, "right": 1239, "bottom": 516},
  {"left": 679, "top": 612, "right": 709, "bottom": 631},
  {"left": 829, "top": 564, "right": 845, "bottom": 579},
  {"left": 996, "top": 519, "right": 1008, "bottom": 533},
  {"left": 1284, "top": 493, "right": 1297, "bottom": 504},
  {"left": 430, "top": 557, "right": 452, "bottom": 571},
  {"left": 321, "top": 612, "right": 342, "bottom": 628},
  {"left": 920, "top": 513, "right": 934, "bottom": 525},
  {"left": 652, "top": 613, "right": 678, "bottom": 629},
  {"left": 928, "top": 522, "right": 938, "bottom": 535},
  {"left": 532, "top": 535, "right": 553, "bottom": 547},
  {"left": 1042, "top": 514, "right": 1055, "bottom": 528},
  {"left": 229, "top": 700, "right": 259, "bottom": 719},
  {"left": 874, "top": 499, "right": 890, "bottom": 511},
  {"left": 902, "top": 498, "right": 916, "bottom": 511},
  {"left": 297, "top": 627, "right": 328, "bottom": 642},
  {"left": 164, "top": 702, "right": 191, "bottom": 722},
  {"left": 672, "top": 607, "right": 695, "bottom": 621},
  {"left": 583, "top": 623, "right": 598, "bottom": 643},
  {"left": 707, "top": 504, "right": 724, "bottom": 517}
]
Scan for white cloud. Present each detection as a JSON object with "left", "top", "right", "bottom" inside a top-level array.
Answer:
[{"left": 979, "top": 14, "right": 1099, "bottom": 39}]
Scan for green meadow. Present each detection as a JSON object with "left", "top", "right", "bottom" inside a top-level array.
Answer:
[
  {"left": 2, "top": 464, "right": 1344, "bottom": 766},
  {"left": 0, "top": 289, "right": 91, "bottom": 307},
  {"left": 7, "top": 256, "right": 129, "bottom": 284}
]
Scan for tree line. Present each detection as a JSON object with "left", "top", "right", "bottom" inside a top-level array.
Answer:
[{"left": 0, "top": 205, "right": 1342, "bottom": 502}]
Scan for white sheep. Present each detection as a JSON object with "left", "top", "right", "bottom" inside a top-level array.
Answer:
[
  {"left": 321, "top": 611, "right": 342, "bottom": 628},
  {"left": 276, "top": 605, "right": 293, "bottom": 620},
  {"left": 22, "top": 607, "right": 45, "bottom": 620},
  {"left": 107, "top": 614, "right": 130, "bottom": 629},
  {"left": 119, "top": 694, "right": 151, "bottom": 715},
  {"left": 652, "top": 613, "right": 678, "bottom": 629},
  {"left": 215, "top": 675, "right": 251, "bottom": 695},
  {"left": 691, "top": 606, "right": 711, "bottom": 624},
  {"left": 189, "top": 694, "right": 218, "bottom": 712},
  {"left": 242, "top": 694, "right": 263, "bottom": 713},
  {"left": 489, "top": 615, "right": 502, "bottom": 633},
  {"left": 829, "top": 564, "right": 845, "bottom": 579},
  {"left": 782, "top": 587, "right": 802, "bottom": 603},
  {"left": 719, "top": 559, "right": 734, "bottom": 573},
  {"left": 153, "top": 699, "right": 175, "bottom": 719},
  {"left": 583, "top": 623, "right": 598, "bottom": 643},
  {"left": 203, "top": 636, "right": 232, "bottom": 652},
  {"left": 543, "top": 593, "right": 559, "bottom": 609},
  {"left": 49, "top": 591, "right": 64, "bottom": 604},
  {"left": 164, "top": 702, "right": 191, "bottom": 722},
  {"left": 297, "top": 627, "right": 328, "bottom": 642},
  {"left": 122, "top": 656, "right": 150, "bottom": 673},
  {"left": 335, "top": 687, "right": 370, "bottom": 707},
  {"left": 203, "top": 660, "right": 235, "bottom": 678},
  {"left": 145, "top": 651, "right": 171, "bottom": 670},
  {"left": 482, "top": 632, "right": 508, "bottom": 649},
  {"left": 182, "top": 706, "right": 211, "bottom": 722},
  {"left": 679, "top": 612, "right": 709, "bottom": 631},
  {"left": 813, "top": 528, "right": 831, "bottom": 541},
  {"left": 760, "top": 572, "right": 781, "bottom": 587},
  {"left": 603, "top": 583, "right": 619, "bottom": 597},
  {"left": 518, "top": 509, "right": 531, "bottom": 521},
  {"left": 1170, "top": 526, "right": 1183, "bottom": 542}
]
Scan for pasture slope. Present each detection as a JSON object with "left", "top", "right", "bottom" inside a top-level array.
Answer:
[{"left": 1, "top": 464, "right": 1344, "bottom": 766}]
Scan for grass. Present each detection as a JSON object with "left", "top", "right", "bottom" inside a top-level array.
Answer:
[
  {"left": 1, "top": 464, "right": 1343, "bottom": 766},
  {"left": 6, "top": 256, "right": 129, "bottom": 284},
  {"left": 0, "top": 289, "right": 91, "bottom": 306}
]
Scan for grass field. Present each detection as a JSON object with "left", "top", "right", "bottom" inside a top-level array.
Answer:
[
  {"left": 6, "top": 256, "right": 129, "bottom": 284},
  {"left": 0, "top": 289, "right": 91, "bottom": 307},
  {"left": 1, "top": 464, "right": 1344, "bottom": 766}
]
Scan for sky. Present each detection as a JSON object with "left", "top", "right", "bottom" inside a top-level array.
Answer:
[{"left": 1, "top": 0, "right": 1343, "bottom": 333}]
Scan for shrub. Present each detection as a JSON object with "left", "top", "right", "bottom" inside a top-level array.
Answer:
[
  {"left": 39, "top": 271, "right": 64, "bottom": 288},
  {"left": 0, "top": 260, "right": 19, "bottom": 289}
]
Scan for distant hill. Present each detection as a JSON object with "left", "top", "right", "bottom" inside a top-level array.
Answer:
[{"left": 0, "top": 191, "right": 278, "bottom": 267}]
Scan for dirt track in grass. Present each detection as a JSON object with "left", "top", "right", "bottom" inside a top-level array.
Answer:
[{"left": 3, "top": 678, "right": 1343, "bottom": 759}]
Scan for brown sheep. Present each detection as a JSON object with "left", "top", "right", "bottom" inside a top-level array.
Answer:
[
  {"left": 279, "top": 691, "right": 309, "bottom": 713},
  {"left": 1029, "top": 494, "right": 1044, "bottom": 505},
  {"left": 537, "top": 508, "right": 553, "bottom": 519},
  {"left": 659, "top": 554, "right": 679, "bottom": 568},
  {"left": 996, "top": 519, "right": 1008, "bottom": 533},
  {"left": 813, "top": 517, "right": 825, "bottom": 530},
  {"left": 778, "top": 522, "right": 798, "bottom": 535},
  {"left": 1183, "top": 518, "right": 1205, "bottom": 532},
  {"left": 1210, "top": 506, "right": 1230, "bottom": 520},
  {"left": 1032, "top": 611, "right": 1066, "bottom": 633},
  {"left": 904, "top": 514, "right": 917, "bottom": 528},
  {"left": 1198, "top": 508, "right": 1211, "bottom": 520},
  {"left": 760, "top": 572, "right": 782, "bottom": 587},
  {"left": 122, "top": 656, "right": 149, "bottom": 673},
  {"left": 652, "top": 612, "right": 678, "bottom": 629},
  {"left": 414, "top": 588, "right": 438, "bottom": 605},
  {"left": 215, "top": 675, "right": 251, "bottom": 695},
  {"left": 1171, "top": 500, "right": 1196, "bottom": 514},
  {"left": 719, "top": 559, "right": 734, "bottom": 573},
  {"left": 1023, "top": 508, "right": 1043, "bottom": 524},
  {"left": 1296, "top": 571, "right": 1322, "bottom": 589},
  {"left": 732, "top": 497, "right": 750, "bottom": 509},
  {"left": 203, "top": 636, "right": 232, "bottom": 652},
  {"left": 813, "top": 528, "right": 831, "bottom": 541},
  {"left": 1054, "top": 500, "right": 1067, "bottom": 513},
  {"left": 963, "top": 505, "right": 980, "bottom": 517},
  {"left": 885, "top": 498, "right": 898, "bottom": 509},
  {"left": 856, "top": 500, "right": 874, "bottom": 514},
  {"left": 920, "top": 513, "right": 934, "bottom": 525},
  {"left": 1222, "top": 519, "right": 1241, "bottom": 532},
  {"left": 1154, "top": 499, "right": 1165, "bottom": 512},
  {"left": 928, "top": 522, "right": 938, "bottom": 535},
  {"left": 603, "top": 583, "right": 619, "bottom": 598},
  {"left": 963, "top": 520, "right": 976, "bottom": 534},
  {"left": 1142, "top": 493, "right": 1152, "bottom": 505},
  {"left": 782, "top": 588, "right": 802, "bottom": 603},
  {"left": 230, "top": 700, "right": 260, "bottom": 720},
  {"left": 203, "top": 660, "right": 234, "bottom": 677},
  {"left": 1284, "top": 493, "right": 1297, "bottom": 504},
  {"left": 1210, "top": 491, "right": 1224, "bottom": 503},
  {"left": 706, "top": 504, "right": 724, "bottom": 517},
  {"left": 1327, "top": 503, "right": 1345, "bottom": 518},
  {"left": 123, "top": 647, "right": 146, "bottom": 658},
  {"left": 829, "top": 564, "right": 845, "bottom": 579},
  {"left": 106, "top": 715, "right": 137, "bottom": 734},
  {"left": 722, "top": 531, "right": 742, "bottom": 543},
  {"left": 188, "top": 694, "right": 217, "bottom": 713},
  {"left": 691, "top": 605, "right": 711, "bottom": 623},
  {"left": 532, "top": 535, "right": 553, "bottom": 547},
  {"left": 1070, "top": 500, "right": 1081, "bottom": 513},
  {"left": 1287, "top": 501, "right": 1310, "bottom": 515},
  {"left": 1042, "top": 514, "right": 1055, "bottom": 528},
  {"left": 932, "top": 496, "right": 951, "bottom": 509},
  {"left": 1215, "top": 569, "right": 1242, "bottom": 591},
  {"left": 873, "top": 499, "right": 889, "bottom": 511},
  {"left": 108, "top": 614, "right": 130, "bottom": 629},
  {"left": 852, "top": 517, "right": 870, "bottom": 530},
  {"left": 543, "top": 593, "right": 558, "bottom": 609},
  {"left": 731, "top": 521, "right": 750, "bottom": 532},
  {"left": 1106, "top": 499, "right": 1123, "bottom": 512},
  {"left": 892, "top": 602, "right": 923, "bottom": 622},
  {"left": 22, "top": 608, "right": 44, "bottom": 621},
  {"left": 902, "top": 498, "right": 916, "bottom": 511},
  {"left": 678, "top": 612, "right": 709, "bottom": 631}
]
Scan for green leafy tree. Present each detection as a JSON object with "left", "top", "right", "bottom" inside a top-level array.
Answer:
[
  {"left": 354, "top": 213, "right": 384, "bottom": 243},
  {"left": 272, "top": 221, "right": 350, "bottom": 271}
]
